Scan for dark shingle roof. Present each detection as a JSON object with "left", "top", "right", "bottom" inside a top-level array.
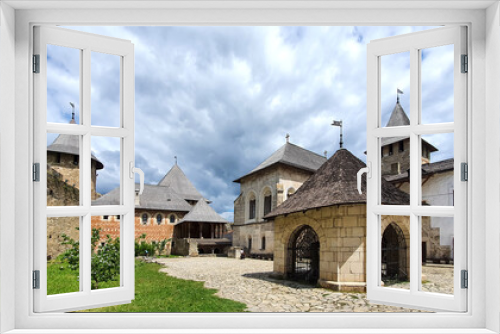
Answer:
[
  {"left": 92, "top": 184, "right": 193, "bottom": 211},
  {"left": 384, "top": 158, "right": 454, "bottom": 183},
  {"left": 265, "top": 149, "right": 410, "bottom": 219},
  {"left": 176, "top": 199, "right": 228, "bottom": 224},
  {"left": 157, "top": 164, "right": 203, "bottom": 201},
  {"left": 234, "top": 142, "right": 326, "bottom": 183},
  {"left": 47, "top": 118, "right": 104, "bottom": 169}
]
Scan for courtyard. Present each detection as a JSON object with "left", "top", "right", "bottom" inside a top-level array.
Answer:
[{"left": 154, "top": 256, "right": 454, "bottom": 312}]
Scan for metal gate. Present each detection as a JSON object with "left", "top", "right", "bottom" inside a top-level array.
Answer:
[
  {"left": 287, "top": 225, "right": 320, "bottom": 284},
  {"left": 381, "top": 222, "right": 408, "bottom": 281}
]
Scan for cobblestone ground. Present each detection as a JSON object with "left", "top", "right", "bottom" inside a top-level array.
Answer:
[{"left": 154, "top": 257, "right": 453, "bottom": 313}]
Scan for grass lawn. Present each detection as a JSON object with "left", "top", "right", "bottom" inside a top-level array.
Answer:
[{"left": 48, "top": 259, "right": 246, "bottom": 312}]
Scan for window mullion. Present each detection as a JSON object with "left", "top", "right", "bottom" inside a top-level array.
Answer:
[
  {"left": 81, "top": 47, "right": 92, "bottom": 294},
  {"left": 409, "top": 46, "right": 420, "bottom": 294}
]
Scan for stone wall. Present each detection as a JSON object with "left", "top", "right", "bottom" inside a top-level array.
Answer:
[
  {"left": 171, "top": 238, "right": 199, "bottom": 256},
  {"left": 233, "top": 220, "right": 274, "bottom": 258},
  {"left": 233, "top": 164, "right": 313, "bottom": 254},
  {"left": 47, "top": 151, "right": 99, "bottom": 199},
  {"left": 47, "top": 167, "right": 80, "bottom": 260}
]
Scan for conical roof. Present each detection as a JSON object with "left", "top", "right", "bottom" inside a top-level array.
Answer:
[
  {"left": 386, "top": 102, "right": 410, "bottom": 127},
  {"left": 47, "top": 118, "right": 104, "bottom": 169},
  {"left": 234, "top": 142, "right": 326, "bottom": 183},
  {"left": 157, "top": 164, "right": 203, "bottom": 201},
  {"left": 265, "top": 148, "right": 410, "bottom": 218},
  {"left": 176, "top": 199, "right": 228, "bottom": 224},
  {"left": 381, "top": 102, "right": 438, "bottom": 152}
]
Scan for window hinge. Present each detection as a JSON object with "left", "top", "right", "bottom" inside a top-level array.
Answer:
[
  {"left": 33, "top": 163, "right": 40, "bottom": 182},
  {"left": 33, "top": 270, "right": 40, "bottom": 289},
  {"left": 461, "top": 162, "right": 468, "bottom": 181},
  {"left": 461, "top": 270, "right": 468, "bottom": 289},
  {"left": 33, "top": 54, "right": 40, "bottom": 73},
  {"left": 461, "top": 54, "right": 468, "bottom": 73}
]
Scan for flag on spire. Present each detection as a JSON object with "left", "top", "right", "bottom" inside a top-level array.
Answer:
[{"left": 397, "top": 88, "right": 404, "bottom": 94}]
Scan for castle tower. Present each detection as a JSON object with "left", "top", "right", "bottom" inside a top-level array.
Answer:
[
  {"left": 47, "top": 116, "right": 104, "bottom": 200},
  {"left": 381, "top": 101, "right": 438, "bottom": 176}
]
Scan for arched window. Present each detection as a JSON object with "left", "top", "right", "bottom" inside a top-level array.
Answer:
[
  {"left": 247, "top": 192, "right": 256, "bottom": 220},
  {"left": 286, "top": 187, "right": 296, "bottom": 200},
  {"left": 263, "top": 188, "right": 272, "bottom": 216},
  {"left": 169, "top": 214, "right": 176, "bottom": 224},
  {"left": 141, "top": 213, "right": 148, "bottom": 225},
  {"left": 156, "top": 214, "right": 163, "bottom": 225}
]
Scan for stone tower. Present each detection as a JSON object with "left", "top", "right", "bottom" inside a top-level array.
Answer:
[
  {"left": 46, "top": 115, "right": 104, "bottom": 200},
  {"left": 381, "top": 102, "right": 438, "bottom": 176}
]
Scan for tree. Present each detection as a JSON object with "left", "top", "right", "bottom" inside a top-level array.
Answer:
[{"left": 61, "top": 227, "right": 120, "bottom": 290}]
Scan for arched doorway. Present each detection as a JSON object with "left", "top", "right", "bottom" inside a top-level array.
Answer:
[
  {"left": 381, "top": 222, "right": 408, "bottom": 281},
  {"left": 287, "top": 225, "right": 320, "bottom": 284}
]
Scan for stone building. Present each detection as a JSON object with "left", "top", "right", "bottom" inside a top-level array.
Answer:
[
  {"left": 381, "top": 101, "right": 454, "bottom": 262},
  {"left": 266, "top": 148, "right": 440, "bottom": 292},
  {"left": 92, "top": 163, "right": 230, "bottom": 256},
  {"left": 46, "top": 115, "right": 103, "bottom": 259},
  {"left": 232, "top": 137, "right": 326, "bottom": 258}
]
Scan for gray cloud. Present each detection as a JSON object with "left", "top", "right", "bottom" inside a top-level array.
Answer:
[{"left": 50, "top": 25, "right": 452, "bottom": 219}]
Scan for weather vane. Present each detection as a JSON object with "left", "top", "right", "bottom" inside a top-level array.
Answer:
[
  {"left": 69, "top": 102, "right": 75, "bottom": 121},
  {"left": 397, "top": 88, "right": 403, "bottom": 103},
  {"left": 331, "top": 119, "right": 343, "bottom": 149}
]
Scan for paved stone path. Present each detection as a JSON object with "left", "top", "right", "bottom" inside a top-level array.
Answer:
[{"left": 154, "top": 257, "right": 453, "bottom": 313}]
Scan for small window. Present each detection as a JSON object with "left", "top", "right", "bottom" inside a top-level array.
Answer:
[
  {"left": 391, "top": 163, "right": 400, "bottom": 174},
  {"left": 73, "top": 155, "right": 79, "bottom": 165},
  {"left": 156, "top": 214, "right": 163, "bottom": 225},
  {"left": 56, "top": 153, "right": 61, "bottom": 164},
  {"left": 261, "top": 236, "right": 266, "bottom": 250},
  {"left": 263, "top": 195, "right": 272, "bottom": 216},
  {"left": 141, "top": 213, "right": 148, "bottom": 225},
  {"left": 249, "top": 199, "right": 256, "bottom": 219},
  {"left": 399, "top": 141, "right": 404, "bottom": 152},
  {"left": 388, "top": 144, "right": 393, "bottom": 156},
  {"left": 103, "top": 215, "right": 109, "bottom": 221},
  {"left": 115, "top": 215, "right": 120, "bottom": 220},
  {"left": 169, "top": 214, "right": 176, "bottom": 224}
]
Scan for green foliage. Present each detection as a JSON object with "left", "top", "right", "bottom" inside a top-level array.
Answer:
[
  {"left": 60, "top": 227, "right": 120, "bottom": 290},
  {"left": 134, "top": 234, "right": 171, "bottom": 257}
]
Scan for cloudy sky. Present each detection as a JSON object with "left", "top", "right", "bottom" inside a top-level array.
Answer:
[{"left": 47, "top": 26, "right": 455, "bottom": 221}]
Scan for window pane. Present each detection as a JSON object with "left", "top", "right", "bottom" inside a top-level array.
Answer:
[
  {"left": 421, "top": 44, "right": 454, "bottom": 124},
  {"left": 381, "top": 215, "right": 410, "bottom": 290},
  {"left": 421, "top": 216, "right": 454, "bottom": 295},
  {"left": 47, "top": 216, "right": 81, "bottom": 295},
  {"left": 421, "top": 133, "right": 454, "bottom": 207},
  {"left": 380, "top": 138, "right": 410, "bottom": 206},
  {"left": 47, "top": 133, "right": 81, "bottom": 206},
  {"left": 91, "top": 52, "right": 121, "bottom": 127},
  {"left": 381, "top": 51, "right": 410, "bottom": 128},
  {"left": 91, "top": 216, "right": 121, "bottom": 290},
  {"left": 47, "top": 44, "right": 81, "bottom": 124},
  {"left": 91, "top": 136, "right": 121, "bottom": 205}
]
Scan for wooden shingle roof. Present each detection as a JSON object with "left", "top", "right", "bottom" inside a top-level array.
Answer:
[
  {"left": 157, "top": 164, "right": 204, "bottom": 201},
  {"left": 176, "top": 199, "right": 228, "bottom": 225},
  {"left": 234, "top": 142, "right": 326, "bottom": 183},
  {"left": 265, "top": 149, "right": 410, "bottom": 219}
]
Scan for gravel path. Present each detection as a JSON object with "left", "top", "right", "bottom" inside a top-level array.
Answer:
[{"left": 153, "top": 257, "right": 453, "bottom": 313}]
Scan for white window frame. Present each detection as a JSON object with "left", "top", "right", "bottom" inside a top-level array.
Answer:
[
  {"left": 0, "top": 2, "right": 499, "bottom": 333},
  {"left": 365, "top": 26, "right": 467, "bottom": 312}
]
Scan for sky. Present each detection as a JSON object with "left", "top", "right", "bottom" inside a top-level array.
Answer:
[{"left": 46, "top": 26, "right": 455, "bottom": 221}]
